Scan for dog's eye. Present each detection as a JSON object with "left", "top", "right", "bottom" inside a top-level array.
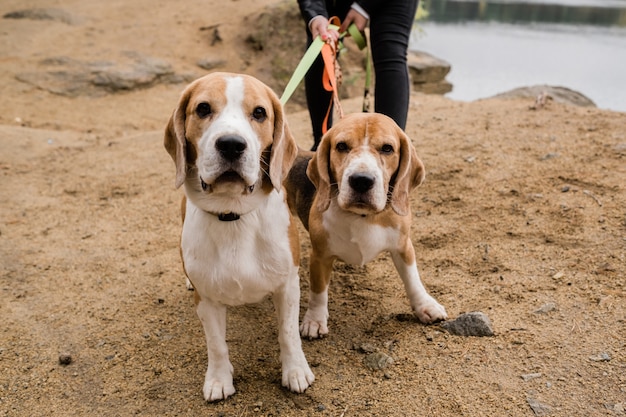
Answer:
[
  {"left": 336, "top": 142, "right": 349, "bottom": 152},
  {"left": 252, "top": 106, "right": 267, "bottom": 121},
  {"left": 196, "top": 102, "right": 212, "bottom": 119},
  {"left": 381, "top": 144, "right": 394, "bottom": 154}
]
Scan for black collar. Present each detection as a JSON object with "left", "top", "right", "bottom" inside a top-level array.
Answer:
[
  {"left": 216, "top": 212, "right": 241, "bottom": 222},
  {"left": 204, "top": 210, "right": 242, "bottom": 221}
]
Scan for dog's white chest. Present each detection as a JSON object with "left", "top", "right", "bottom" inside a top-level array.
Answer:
[
  {"left": 181, "top": 195, "right": 295, "bottom": 306},
  {"left": 323, "top": 206, "right": 399, "bottom": 266}
]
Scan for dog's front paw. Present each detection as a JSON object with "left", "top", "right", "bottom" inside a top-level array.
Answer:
[
  {"left": 282, "top": 364, "right": 315, "bottom": 393},
  {"left": 203, "top": 374, "right": 235, "bottom": 402},
  {"left": 414, "top": 296, "right": 448, "bottom": 324},
  {"left": 299, "top": 310, "right": 328, "bottom": 339}
]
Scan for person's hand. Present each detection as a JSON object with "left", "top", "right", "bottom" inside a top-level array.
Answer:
[
  {"left": 339, "top": 9, "right": 368, "bottom": 34},
  {"left": 310, "top": 16, "right": 340, "bottom": 43}
]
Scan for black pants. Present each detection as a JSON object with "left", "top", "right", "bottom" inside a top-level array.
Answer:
[{"left": 304, "top": 0, "right": 419, "bottom": 149}]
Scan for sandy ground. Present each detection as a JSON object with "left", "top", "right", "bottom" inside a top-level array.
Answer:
[{"left": 1, "top": 0, "right": 625, "bottom": 416}]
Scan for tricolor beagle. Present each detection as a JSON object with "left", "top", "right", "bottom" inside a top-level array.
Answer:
[
  {"left": 285, "top": 113, "right": 448, "bottom": 339},
  {"left": 164, "top": 72, "right": 314, "bottom": 401}
]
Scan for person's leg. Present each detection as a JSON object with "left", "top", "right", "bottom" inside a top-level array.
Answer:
[
  {"left": 369, "top": 0, "right": 419, "bottom": 130},
  {"left": 303, "top": 1, "right": 352, "bottom": 150}
]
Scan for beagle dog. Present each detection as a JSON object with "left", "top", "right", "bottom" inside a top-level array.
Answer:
[
  {"left": 285, "top": 113, "right": 448, "bottom": 339},
  {"left": 164, "top": 72, "right": 314, "bottom": 401}
]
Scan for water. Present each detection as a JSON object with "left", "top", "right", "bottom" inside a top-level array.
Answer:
[{"left": 410, "top": 0, "right": 626, "bottom": 112}]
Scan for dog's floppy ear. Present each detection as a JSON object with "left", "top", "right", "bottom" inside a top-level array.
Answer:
[
  {"left": 391, "top": 129, "right": 425, "bottom": 216},
  {"left": 307, "top": 133, "right": 332, "bottom": 212},
  {"left": 164, "top": 88, "right": 192, "bottom": 189},
  {"left": 268, "top": 89, "right": 298, "bottom": 191}
]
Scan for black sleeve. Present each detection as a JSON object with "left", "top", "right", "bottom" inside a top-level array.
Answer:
[{"left": 297, "top": 0, "right": 328, "bottom": 24}]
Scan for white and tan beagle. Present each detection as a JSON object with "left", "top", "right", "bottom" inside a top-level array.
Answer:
[
  {"left": 164, "top": 72, "right": 314, "bottom": 401},
  {"left": 286, "top": 113, "right": 448, "bottom": 339}
]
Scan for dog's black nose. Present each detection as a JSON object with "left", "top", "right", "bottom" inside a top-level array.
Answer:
[
  {"left": 349, "top": 173, "right": 375, "bottom": 193},
  {"left": 216, "top": 135, "right": 247, "bottom": 161}
]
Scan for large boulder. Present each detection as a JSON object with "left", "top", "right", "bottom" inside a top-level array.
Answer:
[
  {"left": 489, "top": 85, "right": 596, "bottom": 107},
  {"left": 408, "top": 50, "right": 453, "bottom": 95},
  {"left": 15, "top": 54, "right": 195, "bottom": 97}
]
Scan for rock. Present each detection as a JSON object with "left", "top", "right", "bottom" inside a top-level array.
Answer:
[
  {"left": 489, "top": 85, "right": 596, "bottom": 108},
  {"left": 197, "top": 57, "right": 226, "bottom": 71},
  {"left": 441, "top": 312, "right": 494, "bottom": 337},
  {"left": 3, "top": 8, "right": 78, "bottom": 25},
  {"left": 408, "top": 51, "right": 451, "bottom": 83},
  {"left": 413, "top": 80, "right": 453, "bottom": 95},
  {"left": 16, "top": 71, "right": 92, "bottom": 97},
  {"left": 91, "top": 57, "right": 174, "bottom": 92},
  {"left": 534, "top": 302, "right": 557, "bottom": 314},
  {"left": 408, "top": 51, "right": 453, "bottom": 95},
  {"left": 521, "top": 373, "right": 542, "bottom": 382},
  {"left": 15, "top": 54, "right": 195, "bottom": 96},
  {"left": 527, "top": 397, "right": 552, "bottom": 416},
  {"left": 58, "top": 353, "right": 72, "bottom": 365},
  {"left": 609, "top": 403, "right": 625, "bottom": 413},
  {"left": 613, "top": 143, "right": 626, "bottom": 155},
  {"left": 358, "top": 343, "right": 377, "bottom": 354},
  {"left": 364, "top": 352, "right": 394, "bottom": 370},
  {"left": 589, "top": 352, "right": 611, "bottom": 362}
]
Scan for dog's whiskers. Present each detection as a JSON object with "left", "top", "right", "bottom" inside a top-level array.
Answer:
[{"left": 386, "top": 184, "right": 394, "bottom": 204}]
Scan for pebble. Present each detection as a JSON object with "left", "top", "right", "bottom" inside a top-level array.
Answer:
[
  {"left": 527, "top": 397, "right": 552, "bottom": 416},
  {"left": 589, "top": 352, "right": 611, "bottom": 362},
  {"left": 358, "top": 343, "right": 377, "bottom": 354},
  {"left": 540, "top": 152, "right": 559, "bottom": 161},
  {"left": 552, "top": 271, "right": 565, "bottom": 280},
  {"left": 521, "top": 373, "right": 542, "bottom": 382},
  {"left": 534, "top": 303, "right": 557, "bottom": 314},
  {"left": 611, "top": 403, "right": 625, "bottom": 413},
  {"left": 441, "top": 312, "right": 494, "bottom": 337},
  {"left": 58, "top": 353, "right": 72, "bottom": 365},
  {"left": 364, "top": 352, "right": 394, "bottom": 370}
]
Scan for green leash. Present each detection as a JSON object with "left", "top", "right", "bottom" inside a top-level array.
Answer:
[
  {"left": 279, "top": 34, "right": 327, "bottom": 106},
  {"left": 280, "top": 23, "right": 371, "bottom": 110}
]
